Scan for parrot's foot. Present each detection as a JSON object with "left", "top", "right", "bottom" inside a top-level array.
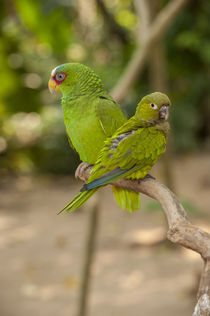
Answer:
[
  {"left": 138, "top": 174, "right": 155, "bottom": 184},
  {"left": 75, "top": 162, "right": 93, "bottom": 181}
]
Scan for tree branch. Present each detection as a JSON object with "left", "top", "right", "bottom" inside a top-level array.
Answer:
[
  {"left": 77, "top": 164, "right": 210, "bottom": 315},
  {"left": 134, "top": 0, "right": 151, "bottom": 43},
  {"left": 111, "top": 0, "right": 191, "bottom": 103}
]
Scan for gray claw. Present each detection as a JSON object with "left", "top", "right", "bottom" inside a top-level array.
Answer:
[{"left": 75, "top": 162, "right": 92, "bottom": 180}]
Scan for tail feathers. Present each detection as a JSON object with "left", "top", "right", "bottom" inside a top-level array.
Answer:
[
  {"left": 112, "top": 186, "right": 140, "bottom": 213},
  {"left": 112, "top": 186, "right": 127, "bottom": 210},
  {"left": 58, "top": 188, "right": 98, "bottom": 214}
]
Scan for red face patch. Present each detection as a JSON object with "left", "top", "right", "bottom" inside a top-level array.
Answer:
[{"left": 53, "top": 72, "right": 67, "bottom": 85}]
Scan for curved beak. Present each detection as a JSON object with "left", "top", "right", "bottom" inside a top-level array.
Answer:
[
  {"left": 48, "top": 78, "right": 61, "bottom": 94},
  {"left": 159, "top": 105, "right": 169, "bottom": 120}
]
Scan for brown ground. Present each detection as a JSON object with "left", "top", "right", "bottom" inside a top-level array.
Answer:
[{"left": 0, "top": 153, "right": 209, "bottom": 316}]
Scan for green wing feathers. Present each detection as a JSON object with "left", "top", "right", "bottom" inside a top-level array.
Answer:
[
  {"left": 62, "top": 126, "right": 166, "bottom": 214},
  {"left": 95, "top": 97, "right": 126, "bottom": 137},
  {"left": 112, "top": 186, "right": 140, "bottom": 212}
]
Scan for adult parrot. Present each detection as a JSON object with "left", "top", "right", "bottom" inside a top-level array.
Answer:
[
  {"left": 59, "top": 92, "right": 171, "bottom": 214},
  {"left": 48, "top": 62, "right": 140, "bottom": 212}
]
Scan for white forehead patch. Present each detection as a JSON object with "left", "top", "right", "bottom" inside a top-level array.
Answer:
[
  {"left": 51, "top": 66, "right": 59, "bottom": 76},
  {"left": 51, "top": 68, "right": 56, "bottom": 76}
]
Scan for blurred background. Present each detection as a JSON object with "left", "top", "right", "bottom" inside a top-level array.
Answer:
[{"left": 0, "top": 0, "right": 210, "bottom": 315}]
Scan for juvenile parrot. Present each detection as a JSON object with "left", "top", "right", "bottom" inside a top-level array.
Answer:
[
  {"left": 48, "top": 62, "right": 140, "bottom": 212},
  {"left": 59, "top": 92, "right": 171, "bottom": 214}
]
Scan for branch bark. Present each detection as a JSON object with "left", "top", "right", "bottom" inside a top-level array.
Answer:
[
  {"left": 77, "top": 165, "right": 210, "bottom": 315},
  {"left": 111, "top": 0, "right": 191, "bottom": 103},
  {"left": 134, "top": 0, "right": 151, "bottom": 43}
]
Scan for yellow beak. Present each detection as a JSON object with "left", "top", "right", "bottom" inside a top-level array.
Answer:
[{"left": 48, "top": 78, "right": 61, "bottom": 94}]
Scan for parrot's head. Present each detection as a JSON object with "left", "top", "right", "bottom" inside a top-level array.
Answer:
[
  {"left": 136, "top": 92, "right": 171, "bottom": 122},
  {"left": 48, "top": 63, "right": 104, "bottom": 96}
]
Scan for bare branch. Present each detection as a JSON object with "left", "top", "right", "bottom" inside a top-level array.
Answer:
[
  {"left": 193, "top": 271, "right": 210, "bottom": 315},
  {"left": 77, "top": 164, "right": 210, "bottom": 313},
  {"left": 111, "top": 0, "right": 191, "bottom": 103},
  {"left": 134, "top": 0, "right": 151, "bottom": 43}
]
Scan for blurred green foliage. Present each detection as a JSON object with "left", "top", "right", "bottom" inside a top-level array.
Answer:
[{"left": 0, "top": 0, "right": 210, "bottom": 174}]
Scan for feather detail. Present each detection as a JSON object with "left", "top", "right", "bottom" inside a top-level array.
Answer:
[
  {"left": 112, "top": 186, "right": 127, "bottom": 210},
  {"left": 81, "top": 166, "right": 136, "bottom": 191},
  {"left": 112, "top": 186, "right": 140, "bottom": 212},
  {"left": 58, "top": 188, "right": 98, "bottom": 214},
  {"left": 126, "top": 190, "right": 140, "bottom": 212}
]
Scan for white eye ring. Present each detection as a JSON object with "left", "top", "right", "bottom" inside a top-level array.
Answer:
[
  {"left": 150, "top": 103, "right": 158, "bottom": 110},
  {"left": 55, "top": 72, "right": 66, "bottom": 82}
]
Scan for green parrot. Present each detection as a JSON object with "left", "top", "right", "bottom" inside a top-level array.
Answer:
[
  {"left": 48, "top": 62, "right": 140, "bottom": 212},
  {"left": 59, "top": 92, "right": 171, "bottom": 214}
]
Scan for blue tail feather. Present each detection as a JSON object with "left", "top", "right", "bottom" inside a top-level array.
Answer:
[{"left": 81, "top": 166, "right": 135, "bottom": 191}]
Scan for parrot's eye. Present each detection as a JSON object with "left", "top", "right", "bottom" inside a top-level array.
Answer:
[
  {"left": 55, "top": 72, "right": 66, "bottom": 82},
  {"left": 150, "top": 103, "right": 158, "bottom": 110}
]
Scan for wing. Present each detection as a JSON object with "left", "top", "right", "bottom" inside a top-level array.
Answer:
[
  {"left": 83, "top": 127, "right": 166, "bottom": 190},
  {"left": 95, "top": 95, "right": 127, "bottom": 137}
]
